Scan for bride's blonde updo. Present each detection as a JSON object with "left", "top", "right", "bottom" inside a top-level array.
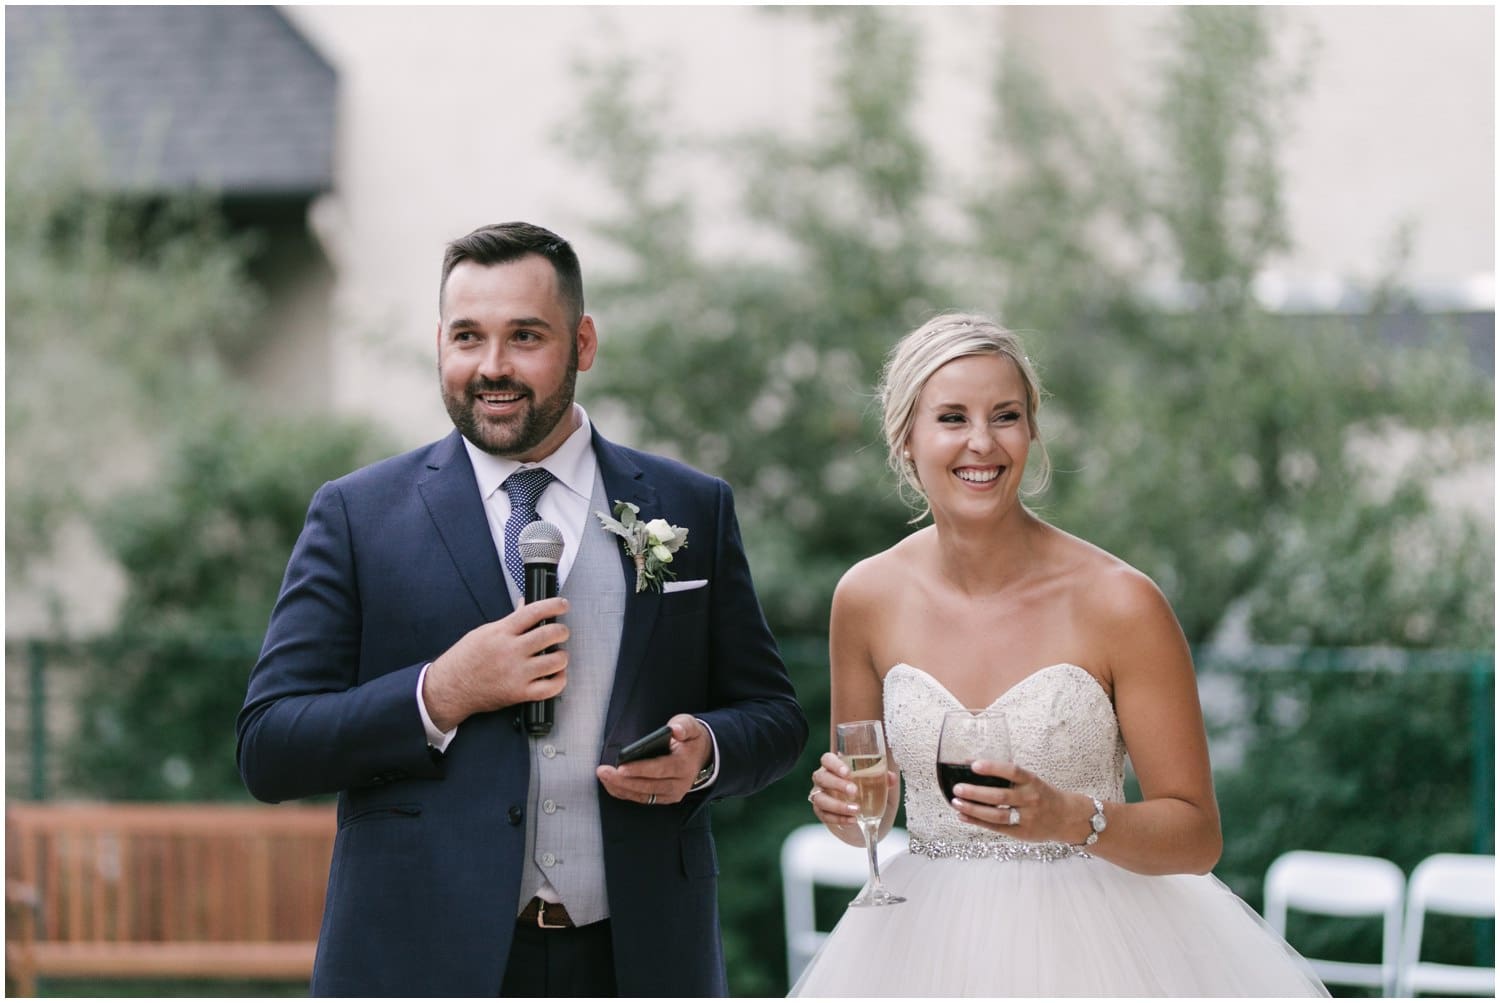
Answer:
[{"left": 877, "top": 312, "right": 1050, "bottom": 517}]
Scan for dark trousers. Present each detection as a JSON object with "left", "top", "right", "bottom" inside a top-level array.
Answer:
[{"left": 501, "top": 919, "right": 618, "bottom": 997}]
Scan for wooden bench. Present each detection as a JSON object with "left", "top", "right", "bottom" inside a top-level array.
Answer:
[{"left": 5, "top": 802, "right": 336, "bottom": 996}]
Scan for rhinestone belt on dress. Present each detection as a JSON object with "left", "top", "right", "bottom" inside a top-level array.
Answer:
[{"left": 908, "top": 836, "right": 1088, "bottom": 862}]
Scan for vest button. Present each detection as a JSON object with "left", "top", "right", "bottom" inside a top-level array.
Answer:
[
  {"left": 507, "top": 805, "right": 523, "bottom": 826},
  {"left": 542, "top": 799, "right": 558, "bottom": 814},
  {"left": 542, "top": 744, "right": 558, "bottom": 758},
  {"left": 541, "top": 852, "right": 557, "bottom": 867}
]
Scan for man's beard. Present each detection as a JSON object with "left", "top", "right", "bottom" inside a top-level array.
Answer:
[{"left": 441, "top": 355, "right": 578, "bottom": 458}]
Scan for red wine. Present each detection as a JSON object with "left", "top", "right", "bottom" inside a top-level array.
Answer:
[{"left": 938, "top": 762, "right": 1012, "bottom": 801}]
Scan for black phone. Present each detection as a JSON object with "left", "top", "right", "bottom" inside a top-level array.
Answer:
[{"left": 618, "top": 724, "right": 673, "bottom": 764}]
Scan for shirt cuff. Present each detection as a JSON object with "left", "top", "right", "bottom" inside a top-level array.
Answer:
[
  {"left": 417, "top": 663, "right": 458, "bottom": 752},
  {"left": 690, "top": 717, "right": 720, "bottom": 790}
]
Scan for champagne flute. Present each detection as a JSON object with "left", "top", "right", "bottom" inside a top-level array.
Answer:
[
  {"left": 835, "top": 720, "right": 905, "bottom": 907},
  {"left": 937, "top": 710, "right": 1013, "bottom": 804}
]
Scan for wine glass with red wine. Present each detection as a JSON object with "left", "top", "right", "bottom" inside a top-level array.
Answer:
[{"left": 937, "top": 709, "right": 1013, "bottom": 804}]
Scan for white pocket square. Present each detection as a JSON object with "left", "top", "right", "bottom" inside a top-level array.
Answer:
[{"left": 663, "top": 578, "right": 708, "bottom": 593}]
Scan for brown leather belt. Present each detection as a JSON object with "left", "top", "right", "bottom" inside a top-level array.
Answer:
[{"left": 518, "top": 896, "right": 575, "bottom": 929}]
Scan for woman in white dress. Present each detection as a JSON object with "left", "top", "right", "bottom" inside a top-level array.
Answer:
[{"left": 794, "top": 313, "right": 1326, "bottom": 997}]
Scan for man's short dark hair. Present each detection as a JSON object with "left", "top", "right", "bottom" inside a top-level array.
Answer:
[{"left": 439, "top": 222, "right": 585, "bottom": 326}]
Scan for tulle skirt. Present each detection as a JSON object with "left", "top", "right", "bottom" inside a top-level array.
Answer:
[{"left": 790, "top": 849, "right": 1329, "bottom": 997}]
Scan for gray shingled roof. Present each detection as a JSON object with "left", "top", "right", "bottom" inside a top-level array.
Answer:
[{"left": 6, "top": 6, "right": 336, "bottom": 196}]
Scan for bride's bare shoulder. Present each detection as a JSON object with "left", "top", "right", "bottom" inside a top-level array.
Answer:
[
  {"left": 1048, "top": 527, "right": 1175, "bottom": 625},
  {"left": 834, "top": 528, "right": 935, "bottom": 614}
]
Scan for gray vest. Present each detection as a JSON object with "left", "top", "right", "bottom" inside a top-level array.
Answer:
[{"left": 517, "top": 467, "right": 625, "bottom": 924}]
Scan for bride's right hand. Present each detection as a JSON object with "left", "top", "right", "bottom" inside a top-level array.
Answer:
[
  {"left": 809, "top": 752, "right": 897, "bottom": 826},
  {"left": 808, "top": 752, "right": 859, "bottom": 825}
]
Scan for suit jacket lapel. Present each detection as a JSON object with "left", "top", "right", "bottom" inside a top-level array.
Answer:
[
  {"left": 593, "top": 428, "right": 662, "bottom": 737},
  {"left": 417, "top": 430, "right": 514, "bottom": 623}
]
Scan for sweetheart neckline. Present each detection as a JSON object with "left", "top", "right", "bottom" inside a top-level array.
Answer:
[{"left": 886, "top": 661, "right": 1114, "bottom": 714}]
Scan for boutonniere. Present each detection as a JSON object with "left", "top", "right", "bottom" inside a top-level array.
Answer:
[{"left": 596, "top": 501, "right": 690, "bottom": 594}]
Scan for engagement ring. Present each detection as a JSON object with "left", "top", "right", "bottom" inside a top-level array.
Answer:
[
  {"left": 1008, "top": 807, "right": 1021, "bottom": 826},
  {"left": 807, "top": 788, "right": 818, "bottom": 804},
  {"left": 646, "top": 793, "right": 657, "bottom": 806}
]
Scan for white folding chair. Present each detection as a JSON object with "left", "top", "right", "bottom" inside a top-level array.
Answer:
[
  {"left": 1263, "top": 849, "right": 1406, "bottom": 996},
  {"left": 1397, "top": 852, "right": 1496, "bottom": 997},
  {"left": 780, "top": 823, "right": 907, "bottom": 985}
]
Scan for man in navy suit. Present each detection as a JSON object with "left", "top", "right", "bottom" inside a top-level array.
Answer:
[{"left": 237, "top": 221, "right": 808, "bottom": 996}]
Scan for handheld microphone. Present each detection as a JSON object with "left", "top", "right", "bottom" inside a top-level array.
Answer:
[{"left": 517, "top": 520, "right": 565, "bottom": 737}]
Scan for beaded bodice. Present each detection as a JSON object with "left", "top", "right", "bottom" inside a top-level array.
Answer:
[{"left": 884, "top": 662, "right": 1126, "bottom": 859}]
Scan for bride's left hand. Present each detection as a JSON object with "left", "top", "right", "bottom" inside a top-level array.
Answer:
[{"left": 951, "top": 761, "right": 1089, "bottom": 844}]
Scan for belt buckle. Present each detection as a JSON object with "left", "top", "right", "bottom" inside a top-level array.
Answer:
[{"left": 536, "top": 903, "right": 568, "bottom": 929}]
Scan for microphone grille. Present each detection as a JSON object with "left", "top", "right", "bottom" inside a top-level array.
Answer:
[{"left": 517, "top": 520, "right": 565, "bottom": 565}]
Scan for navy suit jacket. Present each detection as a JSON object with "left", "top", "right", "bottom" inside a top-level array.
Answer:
[{"left": 236, "top": 427, "right": 808, "bottom": 996}]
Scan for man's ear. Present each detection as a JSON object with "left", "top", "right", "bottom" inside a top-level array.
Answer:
[{"left": 576, "top": 314, "right": 599, "bottom": 373}]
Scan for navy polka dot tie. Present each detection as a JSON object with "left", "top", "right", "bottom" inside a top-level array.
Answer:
[{"left": 502, "top": 467, "right": 555, "bottom": 596}]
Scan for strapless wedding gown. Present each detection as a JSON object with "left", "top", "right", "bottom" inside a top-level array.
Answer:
[{"left": 790, "top": 663, "right": 1328, "bottom": 997}]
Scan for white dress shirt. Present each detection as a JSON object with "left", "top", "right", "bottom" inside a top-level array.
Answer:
[{"left": 418, "top": 405, "right": 597, "bottom": 749}]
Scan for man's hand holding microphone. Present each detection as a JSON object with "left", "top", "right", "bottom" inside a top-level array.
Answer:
[{"left": 422, "top": 520, "right": 568, "bottom": 733}]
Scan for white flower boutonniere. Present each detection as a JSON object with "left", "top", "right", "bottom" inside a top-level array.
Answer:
[{"left": 596, "top": 501, "right": 689, "bottom": 594}]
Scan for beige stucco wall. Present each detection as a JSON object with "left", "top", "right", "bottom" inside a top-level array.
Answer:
[
  {"left": 1003, "top": 6, "right": 1494, "bottom": 299},
  {"left": 283, "top": 5, "right": 1492, "bottom": 450},
  {"left": 1281, "top": 5, "right": 1493, "bottom": 294}
]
